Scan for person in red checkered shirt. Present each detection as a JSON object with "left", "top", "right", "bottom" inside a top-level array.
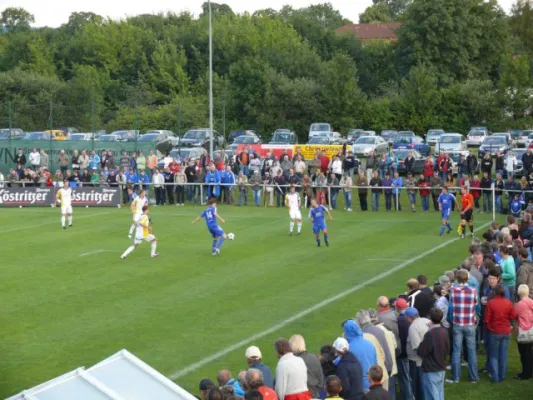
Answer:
[{"left": 447, "top": 270, "right": 479, "bottom": 384}]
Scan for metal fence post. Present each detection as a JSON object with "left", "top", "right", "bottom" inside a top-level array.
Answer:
[
  {"left": 200, "top": 184, "right": 204, "bottom": 205},
  {"left": 396, "top": 189, "right": 399, "bottom": 211},
  {"left": 492, "top": 182, "right": 496, "bottom": 221},
  {"left": 328, "top": 186, "right": 332, "bottom": 209}
]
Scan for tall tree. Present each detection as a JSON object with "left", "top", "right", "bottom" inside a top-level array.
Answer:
[
  {"left": 359, "top": 0, "right": 411, "bottom": 22},
  {"left": 0, "top": 7, "right": 35, "bottom": 32},
  {"left": 510, "top": 0, "right": 533, "bottom": 57}
]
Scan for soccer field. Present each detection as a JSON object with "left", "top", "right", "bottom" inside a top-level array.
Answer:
[{"left": 0, "top": 205, "right": 530, "bottom": 399}]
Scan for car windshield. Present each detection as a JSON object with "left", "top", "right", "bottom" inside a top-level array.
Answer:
[
  {"left": 69, "top": 134, "right": 86, "bottom": 141},
  {"left": 395, "top": 137, "right": 411, "bottom": 144},
  {"left": 428, "top": 131, "right": 443, "bottom": 137},
  {"left": 391, "top": 150, "right": 420, "bottom": 159},
  {"left": 235, "top": 136, "right": 254, "bottom": 144},
  {"left": 483, "top": 137, "right": 505, "bottom": 145},
  {"left": 528, "top": 133, "right": 533, "bottom": 139},
  {"left": 398, "top": 131, "right": 414, "bottom": 136},
  {"left": 184, "top": 130, "right": 206, "bottom": 139},
  {"left": 310, "top": 123, "right": 330, "bottom": 131},
  {"left": 355, "top": 137, "right": 375, "bottom": 144},
  {"left": 0, "top": 129, "right": 10, "bottom": 138},
  {"left": 138, "top": 134, "right": 159, "bottom": 142},
  {"left": 25, "top": 133, "right": 46, "bottom": 140},
  {"left": 468, "top": 130, "right": 484, "bottom": 136},
  {"left": 310, "top": 137, "right": 329, "bottom": 144},
  {"left": 440, "top": 136, "right": 460, "bottom": 144},
  {"left": 100, "top": 135, "right": 116, "bottom": 141},
  {"left": 272, "top": 133, "right": 290, "bottom": 141},
  {"left": 381, "top": 130, "right": 397, "bottom": 137}
]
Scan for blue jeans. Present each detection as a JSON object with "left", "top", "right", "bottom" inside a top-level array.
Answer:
[
  {"left": 495, "top": 194, "right": 502, "bottom": 213},
  {"left": 489, "top": 333, "right": 510, "bottom": 382},
  {"left": 422, "top": 371, "right": 445, "bottom": 400},
  {"left": 372, "top": 192, "right": 380, "bottom": 211},
  {"left": 409, "top": 362, "right": 423, "bottom": 400},
  {"left": 397, "top": 358, "right": 413, "bottom": 400},
  {"left": 240, "top": 165, "right": 249, "bottom": 176},
  {"left": 238, "top": 189, "right": 248, "bottom": 206},
  {"left": 186, "top": 185, "right": 194, "bottom": 201},
  {"left": 421, "top": 195, "right": 430, "bottom": 211},
  {"left": 484, "top": 328, "right": 492, "bottom": 370},
  {"left": 483, "top": 193, "right": 493, "bottom": 212},
  {"left": 252, "top": 188, "right": 261, "bottom": 206},
  {"left": 331, "top": 190, "right": 339, "bottom": 209},
  {"left": 452, "top": 325, "right": 479, "bottom": 382},
  {"left": 343, "top": 191, "right": 352, "bottom": 209},
  {"left": 387, "top": 374, "right": 396, "bottom": 400},
  {"left": 408, "top": 192, "right": 416, "bottom": 207},
  {"left": 442, "top": 172, "right": 448, "bottom": 182}
]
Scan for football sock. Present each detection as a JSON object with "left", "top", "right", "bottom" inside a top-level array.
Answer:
[
  {"left": 316, "top": 236, "right": 321, "bottom": 246},
  {"left": 61, "top": 216, "right": 66, "bottom": 227},
  {"left": 446, "top": 223, "right": 452, "bottom": 230},
  {"left": 469, "top": 225, "right": 474, "bottom": 233},
  {"left": 290, "top": 221, "right": 294, "bottom": 233},
  {"left": 150, "top": 241, "right": 157, "bottom": 256},
  {"left": 461, "top": 224, "right": 465, "bottom": 234},
  {"left": 122, "top": 246, "right": 135, "bottom": 258},
  {"left": 129, "top": 224, "right": 135, "bottom": 235},
  {"left": 440, "top": 225, "right": 446, "bottom": 236},
  {"left": 212, "top": 239, "right": 217, "bottom": 253},
  {"left": 217, "top": 237, "right": 226, "bottom": 249},
  {"left": 68, "top": 216, "right": 72, "bottom": 225},
  {"left": 324, "top": 233, "right": 329, "bottom": 244},
  {"left": 297, "top": 222, "right": 302, "bottom": 233}
]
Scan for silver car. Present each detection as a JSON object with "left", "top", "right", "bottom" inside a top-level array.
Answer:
[
  {"left": 351, "top": 135, "right": 389, "bottom": 156},
  {"left": 466, "top": 129, "right": 489, "bottom": 146},
  {"left": 435, "top": 133, "right": 466, "bottom": 153},
  {"left": 426, "top": 129, "right": 444, "bottom": 145}
]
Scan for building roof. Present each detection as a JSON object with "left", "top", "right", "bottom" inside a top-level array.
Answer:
[{"left": 336, "top": 23, "right": 401, "bottom": 41}]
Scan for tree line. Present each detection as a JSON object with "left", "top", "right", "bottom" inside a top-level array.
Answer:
[{"left": 0, "top": 1, "right": 532, "bottom": 141}]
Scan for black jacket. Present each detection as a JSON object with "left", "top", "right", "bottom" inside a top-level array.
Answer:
[
  {"left": 362, "top": 385, "right": 391, "bottom": 400},
  {"left": 13, "top": 153, "right": 26, "bottom": 166},
  {"left": 370, "top": 178, "right": 382, "bottom": 193},
  {"left": 398, "top": 313, "right": 410, "bottom": 358},
  {"left": 480, "top": 177, "right": 492, "bottom": 190},
  {"left": 337, "top": 351, "right": 364, "bottom": 400},
  {"left": 481, "top": 158, "right": 493, "bottom": 174},
  {"left": 417, "top": 325, "right": 450, "bottom": 372},
  {"left": 494, "top": 179, "right": 504, "bottom": 195},
  {"left": 343, "top": 156, "right": 357, "bottom": 171},
  {"left": 466, "top": 155, "right": 478, "bottom": 175},
  {"left": 408, "top": 289, "right": 433, "bottom": 318},
  {"left": 185, "top": 166, "right": 196, "bottom": 183},
  {"left": 404, "top": 157, "right": 415, "bottom": 173},
  {"left": 522, "top": 152, "right": 533, "bottom": 170},
  {"left": 495, "top": 155, "right": 504, "bottom": 171}
]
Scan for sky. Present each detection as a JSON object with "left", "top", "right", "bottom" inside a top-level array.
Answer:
[{"left": 0, "top": 0, "right": 517, "bottom": 28}]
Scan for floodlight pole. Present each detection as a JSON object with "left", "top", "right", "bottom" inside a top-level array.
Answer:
[{"left": 208, "top": 0, "right": 214, "bottom": 159}]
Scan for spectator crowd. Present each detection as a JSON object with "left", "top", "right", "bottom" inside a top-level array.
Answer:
[{"left": 193, "top": 216, "right": 533, "bottom": 400}]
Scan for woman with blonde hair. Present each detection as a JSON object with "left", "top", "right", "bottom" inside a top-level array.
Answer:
[
  {"left": 514, "top": 284, "right": 533, "bottom": 380},
  {"left": 288, "top": 335, "right": 323, "bottom": 398}
]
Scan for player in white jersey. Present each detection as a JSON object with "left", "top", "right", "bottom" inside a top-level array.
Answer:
[
  {"left": 121, "top": 205, "right": 159, "bottom": 259},
  {"left": 128, "top": 189, "right": 148, "bottom": 238},
  {"left": 285, "top": 185, "right": 302, "bottom": 235},
  {"left": 56, "top": 180, "right": 73, "bottom": 229}
]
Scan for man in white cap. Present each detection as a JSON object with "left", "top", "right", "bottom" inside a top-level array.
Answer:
[
  {"left": 246, "top": 345, "right": 274, "bottom": 388},
  {"left": 332, "top": 337, "right": 364, "bottom": 400}
]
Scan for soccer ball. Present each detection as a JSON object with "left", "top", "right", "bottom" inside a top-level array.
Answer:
[{"left": 228, "top": 232, "right": 235, "bottom": 240}]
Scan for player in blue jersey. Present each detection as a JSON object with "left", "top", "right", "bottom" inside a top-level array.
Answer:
[
  {"left": 309, "top": 199, "right": 333, "bottom": 247},
  {"left": 192, "top": 198, "right": 227, "bottom": 255},
  {"left": 438, "top": 186, "right": 458, "bottom": 237}
]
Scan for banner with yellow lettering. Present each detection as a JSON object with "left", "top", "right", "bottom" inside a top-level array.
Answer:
[{"left": 293, "top": 145, "right": 344, "bottom": 160}]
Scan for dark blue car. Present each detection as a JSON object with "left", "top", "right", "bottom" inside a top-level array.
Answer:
[{"left": 392, "top": 136, "right": 430, "bottom": 156}]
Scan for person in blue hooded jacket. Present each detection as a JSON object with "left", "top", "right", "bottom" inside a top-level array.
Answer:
[
  {"left": 205, "top": 163, "right": 221, "bottom": 199},
  {"left": 343, "top": 319, "right": 377, "bottom": 391}
]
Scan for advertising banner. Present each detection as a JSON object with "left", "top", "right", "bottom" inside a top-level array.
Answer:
[
  {"left": 236, "top": 144, "right": 294, "bottom": 159},
  {"left": 293, "top": 145, "right": 344, "bottom": 160},
  {"left": 0, "top": 187, "right": 55, "bottom": 207},
  {"left": 71, "top": 187, "right": 121, "bottom": 207}
]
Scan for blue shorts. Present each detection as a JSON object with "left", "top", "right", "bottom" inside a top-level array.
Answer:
[
  {"left": 441, "top": 208, "right": 451, "bottom": 220},
  {"left": 209, "top": 226, "right": 224, "bottom": 238},
  {"left": 313, "top": 222, "right": 327, "bottom": 234}
]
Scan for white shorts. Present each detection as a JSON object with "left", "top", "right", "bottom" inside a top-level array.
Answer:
[
  {"left": 133, "top": 213, "right": 142, "bottom": 223},
  {"left": 61, "top": 205, "right": 72, "bottom": 214},
  {"left": 134, "top": 234, "right": 155, "bottom": 245},
  {"left": 289, "top": 209, "right": 302, "bottom": 220}
]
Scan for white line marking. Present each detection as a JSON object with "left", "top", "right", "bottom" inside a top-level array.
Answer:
[
  {"left": 367, "top": 258, "right": 408, "bottom": 262},
  {"left": 0, "top": 212, "right": 112, "bottom": 234},
  {"left": 80, "top": 250, "right": 118, "bottom": 257},
  {"left": 168, "top": 222, "right": 491, "bottom": 381}
]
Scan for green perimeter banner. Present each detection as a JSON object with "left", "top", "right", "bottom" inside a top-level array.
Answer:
[{"left": 0, "top": 140, "right": 157, "bottom": 172}]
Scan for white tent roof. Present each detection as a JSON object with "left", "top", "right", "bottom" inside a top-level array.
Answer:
[{"left": 7, "top": 350, "right": 197, "bottom": 400}]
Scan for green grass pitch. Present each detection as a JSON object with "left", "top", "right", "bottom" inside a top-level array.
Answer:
[{"left": 0, "top": 203, "right": 531, "bottom": 399}]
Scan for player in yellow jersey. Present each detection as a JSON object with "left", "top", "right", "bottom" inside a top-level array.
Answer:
[
  {"left": 56, "top": 180, "right": 73, "bottom": 229},
  {"left": 121, "top": 205, "right": 159, "bottom": 259},
  {"left": 128, "top": 189, "right": 148, "bottom": 238}
]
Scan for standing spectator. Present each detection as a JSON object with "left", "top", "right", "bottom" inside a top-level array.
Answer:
[
  {"left": 224, "top": 165, "right": 236, "bottom": 205},
  {"left": 514, "top": 284, "right": 533, "bottom": 380},
  {"left": 495, "top": 173, "right": 504, "bottom": 213},
  {"left": 391, "top": 172, "right": 403, "bottom": 211},
  {"left": 343, "top": 319, "right": 378, "bottom": 391},
  {"left": 423, "top": 155, "right": 434, "bottom": 180},
  {"left": 382, "top": 172, "right": 393, "bottom": 212},
  {"left": 429, "top": 172, "right": 441, "bottom": 212},
  {"left": 294, "top": 156, "right": 306, "bottom": 178},
  {"left": 105, "top": 150, "right": 115, "bottom": 170},
  {"left": 251, "top": 154, "right": 263, "bottom": 177},
  {"left": 332, "top": 337, "right": 364, "bottom": 400},
  {"left": 80, "top": 169, "right": 91, "bottom": 185},
  {"left": 185, "top": 160, "right": 197, "bottom": 202},
  {"left": 470, "top": 174, "right": 481, "bottom": 210},
  {"left": 395, "top": 298, "right": 413, "bottom": 400},
  {"left": 246, "top": 369, "right": 278, "bottom": 400},
  {"left": 343, "top": 151, "right": 357, "bottom": 177},
  {"left": 292, "top": 147, "right": 306, "bottom": 162},
  {"left": 517, "top": 248, "right": 533, "bottom": 298},
  {"left": 362, "top": 366, "right": 390, "bottom": 400},
  {"left": 418, "top": 175, "right": 430, "bottom": 212},
  {"left": 137, "top": 151, "right": 146, "bottom": 172},
  {"left": 376, "top": 296, "right": 399, "bottom": 341},
  {"left": 319, "top": 151, "right": 330, "bottom": 175},
  {"left": 152, "top": 169, "right": 165, "bottom": 205},
  {"left": 287, "top": 169, "right": 301, "bottom": 190},
  {"left": 275, "top": 170, "right": 288, "bottom": 207},
  {"left": 370, "top": 171, "right": 382, "bottom": 212},
  {"left": 341, "top": 172, "right": 353, "bottom": 212},
  {"left": 505, "top": 150, "right": 517, "bottom": 179},
  {"left": 328, "top": 173, "right": 340, "bottom": 210},
  {"left": 274, "top": 338, "right": 310, "bottom": 400},
  {"left": 58, "top": 150, "right": 69, "bottom": 175},
  {"left": 265, "top": 172, "right": 275, "bottom": 207},
  {"left": 238, "top": 171, "right": 248, "bottom": 206},
  {"left": 71, "top": 150, "right": 80, "bottom": 171},
  {"left": 199, "top": 379, "right": 216, "bottom": 400},
  {"left": 466, "top": 151, "right": 478, "bottom": 176},
  {"left": 250, "top": 170, "right": 262, "bottom": 207},
  {"left": 356, "top": 172, "right": 368, "bottom": 211},
  {"left": 406, "top": 308, "right": 430, "bottom": 400},
  {"left": 495, "top": 151, "right": 504, "bottom": 176},
  {"left": 175, "top": 168, "right": 186, "bottom": 206},
  {"left": 126, "top": 168, "right": 139, "bottom": 189},
  {"left": 404, "top": 152, "right": 415, "bottom": 176},
  {"left": 217, "top": 370, "right": 245, "bottom": 397},
  {"left": 7, "top": 168, "right": 20, "bottom": 187},
  {"left": 116, "top": 170, "right": 127, "bottom": 204},
  {"left": 289, "top": 335, "right": 324, "bottom": 399},
  {"left": 500, "top": 245, "right": 517, "bottom": 300},
  {"left": 130, "top": 151, "right": 138, "bottom": 172},
  {"left": 79, "top": 150, "right": 89, "bottom": 171},
  {"left": 199, "top": 149, "right": 210, "bottom": 171},
  {"left": 405, "top": 173, "right": 417, "bottom": 212},
  {"left": 481, "top": 153, "right": 493, "bottom": 175},
  {"left": 205, "top": 164, "right": 221, "bottom": 200},
  {"left": 238, "top": 147, "right": 250, "bottom": 176},
  {"left": 331, "top": 156, "right": 343, "bottom": 180},
  {"left": 485, "top": 284, "right": 517, "bottom": 383},
  {"left": 523, "top": 148, "right": 533, "bottom": 176},
  {"left": 448, "top": 270, "right": 479, "bottom": 383},
  {"left": 366, "top": 151, "right": 377, "bottom": 182},
  {"left": 195, "top": 167, "right": 205, "bottom": 205},
  {"left": 280, "top": 155, "right": 293, "bottom": 179},
  {"left": 245, "top": 346, "right": 274, "bottom": 389},
  {"left": 438, "top": 153, "right": 452, "bottom": 181},
  {"left": 29, "top": 148, "right": 40, "bottom": 170},
  {"left": 417, "top": 308, "right": 449, "bottom": 400},
  {"left": 39, "top": 149, "right": 49, "bottom": 170},
  {"left": 13, "top": 148, "right": 26, "bottom": 166},
  {"left": 147, "top": 150, "right": 158, "bottom": 177},
  {"left": 378, "top": 153, "right": 387, "bottom": 180},
  {"left": 120, "top": 151, "right": 131, "bottom": 172},
  {"left": 164, "top": 167, "right": 175, "bottom": 205},
  {"left": 480, "top": 171, "right": 493, "bottom": 212},
  {"left": 138, "top": 170, "right": 150, "bottom": 193},
  {"left": 457, "top": 154, "right": 467, "bottom": 181}
]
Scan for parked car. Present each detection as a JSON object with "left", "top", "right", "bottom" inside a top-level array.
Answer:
[
  {"left": 390, "top": 149, "right": 426, "bottom": 175},
  {"left": 398, "top": 131, "right": 416, "bottom": 137},
  {"left": 68, "top": 133, "right": 91, "bottom": 141},
  {"left": 491, "top": 132, "right": 512, "bottom": 146},
  {"left": 364, "top": 130, "right": 376, "bottom": 136},
  {"left": 426, "top": 129, "right": 445, "bottom": 145},
  {"left": 352, "top": 135, "right": 389, "bottom": 156},
  {"left": 509, "top": 130, "right": 522, "bottom": 147},
  {"left": 156, "top": 147, "right": 205, "bottom": 169},
  {"left": 23, "top": 132, "right": 53, "bottom": 140},
  {"left": 435, "top": 133, "right": 467, "bottom": 153},
  {"left": 308, "top": 122, "right": 332, "bottom": 139},
  {"left": 228, "top": 135, "right": 262, "bottom": 150},
  {"left": 393, "top": 136, "right": 430, "bottom": 156},
  {"left": 0, "top": 128, "right": 24, "bottom": 140},
  {"left": 228, "top": 129, "right": 259, "bottom": 144},
  {"left": 380, "top": 130, "right": 398, "bottom": 144},
  {"left": 308, "top": 136, "right": 332, "bottom": 145},
  {"left": 466, "top": 127, "right": 490, "bottom": 146},
  {"left": 110, "top": 130, "right": 138, "bottom": 142},
  {"left": 517, "top": 130, "right": 533, "bottom": 148},
  {"left": 138, "top": 130, "right": 175, "bottom": 143},
  {"left": 478, "top": 135, "right": 510, "bottom": 158},
  {"left": 347, "top": 129, "right": 365, "bottom": 144},
  {"left": 180, "top": 128, "right": 225, "bottom": 149},
  {"left": 99, "top": 134, "right": 121, "bottom": 142},
  {"left": 503, "top": 148, "right": 526, "bottom": 178},
  {"left": 44, "top": 129, "right": 68, "bottom": 141},
  {"left": 57, "top": 127, "right": 80, "bottom": 135},
  {"left": 269, "top": 129, "right": 298, "bottom": 144}
]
